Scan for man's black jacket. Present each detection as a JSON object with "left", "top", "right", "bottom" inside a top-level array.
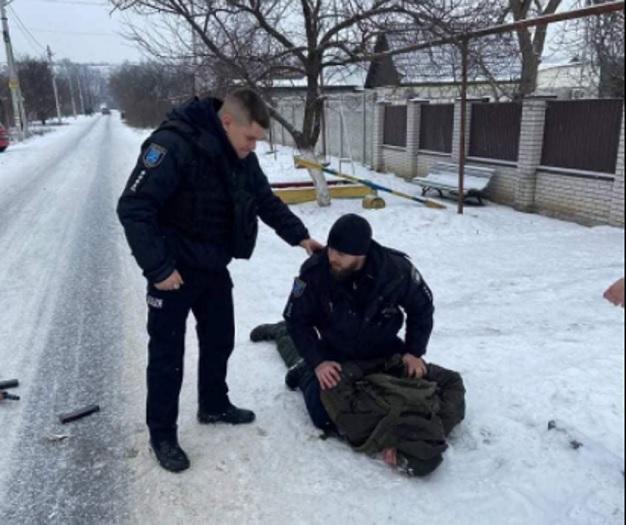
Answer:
[
  {"left": 117, "top": 97, "right": 309, "bottom": 283},
  {"left": 284, "top": 242, "right": 434, "bottom": 369}
]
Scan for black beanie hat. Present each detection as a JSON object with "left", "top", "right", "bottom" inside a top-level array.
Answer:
[{"left": 327, "top": 214, "right": 373, "bottom": 256}]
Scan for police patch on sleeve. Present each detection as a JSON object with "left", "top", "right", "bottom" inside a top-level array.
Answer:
[
  {"left": 292, "top": 278, "right": 307, "bottom": 299},
  {"left": 143, "top": 143, "right": 167, "bottom": 168}
]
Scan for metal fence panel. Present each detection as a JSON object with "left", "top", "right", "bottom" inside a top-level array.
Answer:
[
  {"left": 541, "top": 99, "right": 624, "bottom": 174},
  {"left": 469, "top": 102, "right": 522, "bottom": 161},
  {"left": 419, "top": 104, "right": 454, "bottom": 153},
  {"left": 323, "top": 93, "right": 376, "bottom": 165},
  {"left": 383, "top": 105, "right": 407, "bottom": 147}
]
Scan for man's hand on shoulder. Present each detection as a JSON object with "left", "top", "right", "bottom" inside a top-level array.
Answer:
[
  {"left": 402, "top": 354, "right": 428, "bottom": 379},
  {"left": 315, "top": 361, "right": 342, "bottom": 390},
  {"left": 300, "top": 238, "right": 324, "bottom": 255}
]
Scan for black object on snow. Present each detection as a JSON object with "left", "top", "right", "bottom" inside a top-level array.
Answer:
[
  {"left": 59, "top": 404, "right": 101, "bottom": 424},
  {"left": 0, "top": 391, "right": 19, "bottom": 401},
  {"left": 548, "top": 419, "right": 584, "bottom": 450},
  {"left": 0, "top": 379, "right": 19, "bottom": 389}
]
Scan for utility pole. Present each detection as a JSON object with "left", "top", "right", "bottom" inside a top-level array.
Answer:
[
  {"left": 65, "top": 62, "right": 77, "bottom": 118},
  {"left": 47, "top": 45, "right": 62, "bottom": 124},
  {"left": 77, "top": 73, "right": 85, "bottom": 115},
  {"left": 1, "top": 0, "right": 28, "bottom": 140}
]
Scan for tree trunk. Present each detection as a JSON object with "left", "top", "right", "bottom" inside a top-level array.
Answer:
[
  {"left": 299, "top": 148, "right": 331, "bottom": 207},
  {"left": 266, "top": 104, "right": 331, "bottom": 206},
  {"left": 294, "top": 69, "right": 331, "bottom": 207},
  {"left": 510, "top": 0, "right": 562, "bottom": 98},
  {"left": 518, "top": 48, "right": 539, "bottom": 97}
]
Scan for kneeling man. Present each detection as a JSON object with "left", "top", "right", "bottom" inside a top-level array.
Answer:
[{"left": 252, "top": 214, "right": 465, "bottom": 475}]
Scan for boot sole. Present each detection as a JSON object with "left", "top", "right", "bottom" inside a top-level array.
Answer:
[{"left": 197, "top": 416, "right": 256, "bottom": 425}]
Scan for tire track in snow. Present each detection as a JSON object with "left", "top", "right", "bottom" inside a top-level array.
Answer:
[{"left": 0, "top": 115, "right": 132, "bottom": 523}]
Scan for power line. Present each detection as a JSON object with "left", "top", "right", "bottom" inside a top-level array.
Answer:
[
  {"left": 8, "top": 6, "right": 46, "bottom": 54},
  {"left": 31, "top": 0, "right": 108, "bottom": 6},
  {"left": 27, "top": 28, "right": 119, "bottom": 37}
]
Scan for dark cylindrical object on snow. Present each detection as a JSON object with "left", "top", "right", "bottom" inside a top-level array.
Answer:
[
  {"left": 59, "top": 404, "right": 100, "bottom": 424},
  {"left": 0, "top": 379, "right": 19, "bottom": 389},
  {"left": 1, "top": 391, "right": 20, "bottom": 401}
]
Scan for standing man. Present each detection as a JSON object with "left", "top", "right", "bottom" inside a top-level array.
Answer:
[
  {"left": 117, "top": 89, "right": 322, "bottom": 473},
  {"left": 278, "top": 214, "right": 435, "bottom": 432}
]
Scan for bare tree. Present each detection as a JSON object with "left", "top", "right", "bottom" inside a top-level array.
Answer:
[
  {"left": 406, "top": 0, "right": 563, "bottom": 98},
  {"left": 359, "top": 0, "right": 571, "bottom": 100},
  {"left": 17, "top": 57, "right": 56, "bottom": 125},
  {"left": 390, "top": 0, "right": 521, "bottom": 99},
  {"left": 110, "top": 0, "right": 475, "bottom": 205},
  {"left": 508, "top": 0, "right": 564, "bottom": 97},
  {"left": 109, "top": 61, "right": 195, "bottom": 127},
  {"left": 548, "top": 0, "right": 624, "bottom": 98},
  {"left": 582, "top": 0, "right": 624, "bottom": 97},
  {"left": 77, "top": 65, "right": 111, "bottom": 113}
]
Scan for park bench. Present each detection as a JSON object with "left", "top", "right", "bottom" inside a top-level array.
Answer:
[{"left": 411, "top": 162, "right": 495, "bottom": 205}]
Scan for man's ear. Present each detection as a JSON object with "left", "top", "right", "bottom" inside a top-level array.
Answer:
[{"left": 220, "top": 112, "right": 233, "bottom": 128}]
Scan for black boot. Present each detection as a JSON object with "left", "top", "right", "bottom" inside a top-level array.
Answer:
[
  {"left": 198, "top": 403, "right": 256, "bottom": 425},
  {"left": 249, "top": 322, "right": 285, "bottom": 343},
  {"left": 150, "top": 438, "right": 190, "bottom": 473},
  {"left": 285, "top": 359, "right": 307, "bottom": 391}
]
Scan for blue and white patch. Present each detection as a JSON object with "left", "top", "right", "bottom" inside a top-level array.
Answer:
[
  {"left": 143, "top": 143, "right": 167, "bottom": 168},
  {"left": 291, "top": 278, "right": 307, "bottom": 299},
  {"left": 147, "top": 295, "right": 164, "bottom": 309}
]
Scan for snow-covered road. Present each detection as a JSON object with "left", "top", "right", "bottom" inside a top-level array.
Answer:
[
  {"left": 0, "top": 116, "right": 623, "bottom": 525},
  {"left": 0, "top": 115, "right": 141, "bottom": 522}
]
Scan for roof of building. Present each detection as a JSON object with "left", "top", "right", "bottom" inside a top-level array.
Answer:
[
  {"left": 268, "top": 64, "right": 369, "bottom": 89},
  {"left": 366, "top": 32, "right": 522, "bottom": 87}
]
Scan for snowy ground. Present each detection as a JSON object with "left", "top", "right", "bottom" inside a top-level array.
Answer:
[{"left": 0, "top": 115, "right": 623, "bottom": 524}]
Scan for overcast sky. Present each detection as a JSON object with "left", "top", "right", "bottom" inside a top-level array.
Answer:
[
  {"left": 1, "top": 0, "right": 144, "bottom": 64},
  {"left": 1, "top": 0, "right": 580, "bottom": 67}
]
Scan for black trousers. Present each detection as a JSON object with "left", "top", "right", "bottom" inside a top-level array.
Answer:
[
  {"left": 145, "top": 267, "right": 234, "bottom": 441},
  {"left": 299, "top": 369, "right": 334, "bottom": 431}
]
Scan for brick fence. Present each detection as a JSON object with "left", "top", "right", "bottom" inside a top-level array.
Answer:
[
  {"left": 372, "top": 98, "right": 625, "bottom": 227},
  {"left": 269, "top": 93, "right": 624, "bottom": 227}
]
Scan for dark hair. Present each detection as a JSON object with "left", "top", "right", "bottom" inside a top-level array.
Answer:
[{"left": 225, "top": 88, "right": 271, "bottom": 129}]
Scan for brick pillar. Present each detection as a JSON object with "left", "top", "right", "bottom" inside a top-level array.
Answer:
[
  {"left": 406, "top": 98, "right": 428, "bottom": 179},
  {"left": 451, "top": 97, "right": 482, "bottom": 163},
  {"left": 372, "top": 101, "right": 386, "bottom": 172},
  {"left": 609, "top": 111, "right": 625, "bottom": 227},
  {"left": 515, "top": 97, "right": 549, "bottom": 212}
]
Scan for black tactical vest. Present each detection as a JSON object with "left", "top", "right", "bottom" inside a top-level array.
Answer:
[
  {"left": 154, "top": 120, "right": 258, "bottom": 258},
  {"left": 160, "top": 154, "right": 234, "bottom": 246}
]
